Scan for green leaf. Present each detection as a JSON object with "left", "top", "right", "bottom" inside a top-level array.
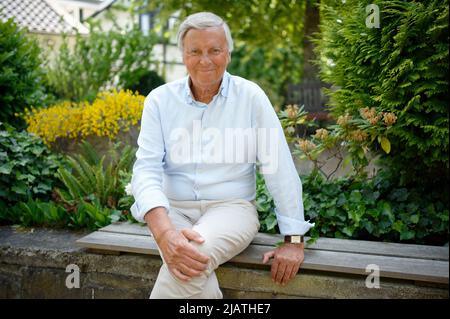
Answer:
[
  {"left": 390, "top": 188, "right": 408, "bottom": 202},
  {"left": 11, "top": 184, "right": 27, "bottom": 195},
  {"left": 109, "top": 210, "right": 121, "bottom": 223},
  {"left": 0, "top": 162, "right": 13, "bottom": 174},
  {"left": 324, "top": 207, "right": 336, "bottom": 218},
  {"left": 410, "top": 214, "right": 420, "bottom": 224},
  {"left": 349, "top": 190, "right": 362, "bottom": 203},
  {"left": 264, "top": 215, "right": 278, "bottom": 231},
  {"left": 363, "top": 221, "right": 374, "bottom": 234},
  {"left": 342, "top": 226, "right": 354, "bottom": 237},
  {"left": 381, "top": 202, "right": 394, "bottom": 222},
  {"left": 400, "top": 230, "right": 415, "bottom": 241},
  {"left": 342, "top": 155, "right": 352, "bottom": 168},
  {"left": 57, "top": 168, "right": 83, "bottom": 199},
  {"left": 380, "top": 136, "right": 391, "bottom": 154},
  {"left": 393, "top": 220, "right": 404, "bottom": 233},
  {"left": 348, "top": 208, "right": 362, "bottom": 224}
]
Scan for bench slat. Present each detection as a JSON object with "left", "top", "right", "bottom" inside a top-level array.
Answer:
[
  {"left": 99, "top": 222, "right": 449, "bottom": 261},
  {"left": 233, "top": 245, "right": 449, "bottom": 284},
  {"left": 75, "top": 231, "right": 449, "bottom": 284},
  {"left": 101, "top": 223, "right": 150, "bottom": 236},
  {"left": 77, "top": 231, "right": 159, "bottom": 255}
]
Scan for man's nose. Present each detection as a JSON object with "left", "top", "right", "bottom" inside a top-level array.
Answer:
[{"left": 199, "top": 53, "right": 212, "bottom": 65}]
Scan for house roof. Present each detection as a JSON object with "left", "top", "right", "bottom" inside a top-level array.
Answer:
[{"left": 0, "top": 0, "right": 89, "bottom": 34}]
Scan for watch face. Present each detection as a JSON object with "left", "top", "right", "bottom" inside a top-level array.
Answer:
[{"left": 291, "top": 236, "right": 302, "bottom": 244}]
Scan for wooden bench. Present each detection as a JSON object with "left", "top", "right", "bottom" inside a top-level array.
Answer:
[{"left": 76, "top": 221, "right": 449, "bottom": 286}]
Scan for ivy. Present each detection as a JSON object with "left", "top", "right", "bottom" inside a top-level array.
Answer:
[
  {"left": 310, "top": 169, "right": 448, "bottom": 244},
  {"left": 0, "top": 122, "right": 65, "bottom": 209}
]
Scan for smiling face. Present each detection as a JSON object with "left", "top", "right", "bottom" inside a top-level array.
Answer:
[{"left": 182, "top": 26, "right": 231, "bottom": 90}]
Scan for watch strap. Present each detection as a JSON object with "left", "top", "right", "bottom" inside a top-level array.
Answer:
[{"left": 284, "top": 235, "right": 304, "bottom": 244}]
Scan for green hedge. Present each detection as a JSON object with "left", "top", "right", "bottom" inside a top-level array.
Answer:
[
  {"left": 314, "top": 0, "right": 449, "bottom": 187},
  {"left": 0, "top": 18, "right": 49, "bottom": 128}
]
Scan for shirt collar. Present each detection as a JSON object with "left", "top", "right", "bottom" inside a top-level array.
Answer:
[{"left": 184, "top": 71, "right": 230, "bottom": 105}]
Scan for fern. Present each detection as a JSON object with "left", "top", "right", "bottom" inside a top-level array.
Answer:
[
  {"left": 57, "top": 168, "right": 83, "bottom": 200},
  {"left": 79, "top": 140, "right": 100, "bottom": 165},
  {"left": 94, "top": 157, "right": 106, "bottom": 203},
  {"left": 103, "top": 163, "right": 115, "bottom": 205},
  {"left": 74, "top": 153, "right": 97, "bottom": 189},
  {"left": 66, "top": 156, "right": 94, "bottom": 194},
  {"left": 116, "top": 145, "right": 135, "bottom": 172},
  {"left": 55, "top": 140, "right": 136, "bottom": 224}
]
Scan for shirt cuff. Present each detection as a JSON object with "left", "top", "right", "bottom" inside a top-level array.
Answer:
[
  {"left": 275, "top": 212, "right": 315, "bottom": 236},
  {"left": 130, "top": 193, "right": 170, "bottom": 223}
]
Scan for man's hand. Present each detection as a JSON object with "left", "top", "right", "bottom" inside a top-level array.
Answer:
[
  {"left": 144, "top": 207, "right": 210, "bottom": 282},
  {"left": 157, "top": 228, "right": 210, "bottom": 282},
  {"left": 262, "top": 243, "right": 304, "bottom": 285}
]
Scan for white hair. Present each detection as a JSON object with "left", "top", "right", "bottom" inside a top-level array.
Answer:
[{"left": 177, "top": 12, "right": 234, "bottom": 53}]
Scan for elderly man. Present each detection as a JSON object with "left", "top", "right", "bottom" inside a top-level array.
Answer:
[{"left": 131, "top": 12, "right": 314, "bottom": 299}]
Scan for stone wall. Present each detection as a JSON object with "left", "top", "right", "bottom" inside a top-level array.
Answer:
[{"left": 0, "top": 226, "right": 447, "bottom": 299}]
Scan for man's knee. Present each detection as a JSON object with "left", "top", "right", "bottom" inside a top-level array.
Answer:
[
  {"left": 190, "top": 230, "right": 254, "bottom": 273},
  {"left": 189, "top": 239, "right": 218, "bottom": 273}
]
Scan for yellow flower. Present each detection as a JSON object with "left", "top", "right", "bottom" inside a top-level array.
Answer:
[
  {"left": 337, "top": 114, "right": 352, "bottom": 126},
  {"left": 383, "top": 112, "right": 397, "bottom": 126},
  {"left": 314, "top": 128, "right": 329, "bottom": 140},
  {"left": 360, "top": 107, "right": 376, "bottom": 120},
  {"left": 297, "top": 139, "right": 316, "bottom": 153},
  {"left": 286, "top": 104, "right": 299, "bottom": 119},
  {"left": 368, "top": 116, "right": 381, "bottom": 125},
  {"left": 23, "top": 90, "right": 145, "bottom": 145},
  {"left": 360, "top": 107, "right": 382, "bottom": 126},
  {"left": 348, "top": 129, "right": 368, "bottom": 142}
]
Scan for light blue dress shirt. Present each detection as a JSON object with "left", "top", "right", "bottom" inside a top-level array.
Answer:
[{"left": 130, "top": 71, "right": 315, "bottom": 235}]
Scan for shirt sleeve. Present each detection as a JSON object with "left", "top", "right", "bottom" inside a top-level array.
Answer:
[
  {"left": 130, "top": 94, "right": 170, "bottom": 223},
  {"left": 252, "top": 87, "right": 315, "bottom": 236}
]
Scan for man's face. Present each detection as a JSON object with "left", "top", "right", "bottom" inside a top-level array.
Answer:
[{"left": 182, "top": 26, "right": 230, "bottom": 88}]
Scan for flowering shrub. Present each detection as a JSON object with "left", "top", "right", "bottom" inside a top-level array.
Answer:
[
  {"left": 319, "top": 107, "right": 398, "bottom": 175},
  {"left": 253, "top": 105, "right": 448, "bottom": 245},
  {"left": 23, "top": 90, "right": 145, "bottom": 144},
  {"left": 280, "top": 102, "right": 397, "bottom": 179},
  {"left": 314, "top": 0, "right": 448, "bottom": 187}
]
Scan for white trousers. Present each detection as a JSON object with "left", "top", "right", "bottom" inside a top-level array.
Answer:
[{"left": 149, "top": 199, "right": 260, "bottom": 299}]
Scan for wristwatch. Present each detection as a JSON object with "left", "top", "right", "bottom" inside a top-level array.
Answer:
[{"left": 284, "top": 235, "right": 304, "bottom": 244}]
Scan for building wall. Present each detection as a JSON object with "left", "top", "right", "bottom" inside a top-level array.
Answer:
[{"left": 65, "top": 1, "right": 185, "bottom": 82}]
